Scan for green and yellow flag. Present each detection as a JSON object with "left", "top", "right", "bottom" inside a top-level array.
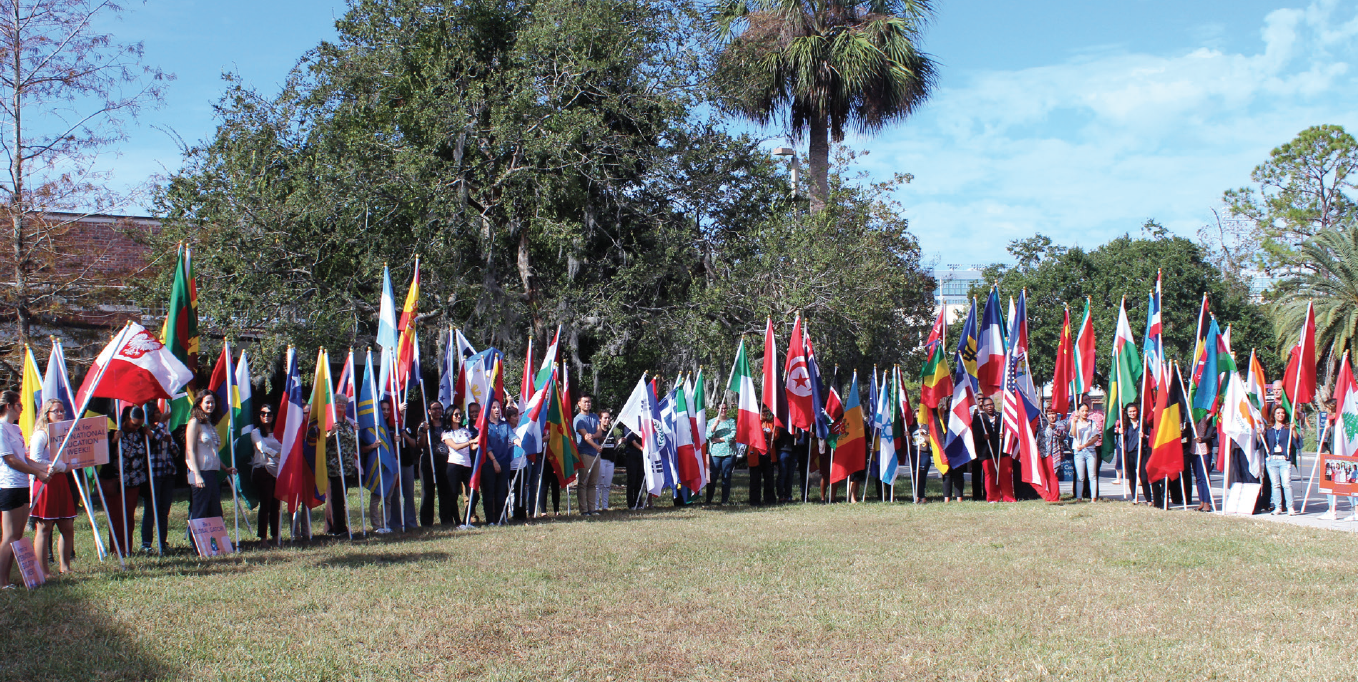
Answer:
[{"left": 161, "top": 246, "right": 199, "bottom": 429}]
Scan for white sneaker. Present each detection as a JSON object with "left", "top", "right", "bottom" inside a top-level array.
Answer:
[
  {"left": 1287, "top": 509, "right": 1298, "bottom": 516},
  {"left": 1344, "top": 514, "right": 1358, "bottom": 522},
  {"left": 1320, "top": 511, "right": 1339, "bottom": 520}
]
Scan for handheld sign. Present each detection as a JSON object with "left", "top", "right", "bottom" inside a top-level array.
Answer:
[
  {"left": 47, "top": 417, "right": 110, "bottom": 469},
  {"left": 1319, "top": 453, "right": 1358, "bottom": 497},
  {"left": 11, "top": 538, "right": 45, "bottom": 589},
  {"left": 188, "top": 517, "right": 234, "bottom": 557}
]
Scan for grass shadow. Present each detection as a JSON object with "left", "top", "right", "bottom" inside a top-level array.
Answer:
[{"left": 316, "top": 550, "right": 452, "bottom": 568}]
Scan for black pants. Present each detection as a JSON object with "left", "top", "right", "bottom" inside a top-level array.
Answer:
[
  {"left": 749, "top": 458, "right": 777, "bottom": 505},
  {"left": 420, "top": 456, "right": 453, "bottom": 525},
  {"left": 140, "top": 476, "right": 173, "bottom": 550},
  {"left": 446, "top": 462, "right": 475, "bottom": 525},
  {"left": 625, "top": 449, "right": 645, "bottom": 509},
  {"left": 541, "top": 460, "right": 561, "bottom": 513},
  {"left": 943, "top": 465, "right": 966, "bottom": 499},
  {"left": 970, "top": 459, "right": 985, "bottom": 501},
  {"left": 251, "top": 467, "right": 280, "bottom": 541},
  {"left": 327, "top": 476, "right": 348, "bottom": 534},
  {"left": 189, "top": 470, "right": 223, "bottom": 520},
  {"left": 480, "top": 464, "right": 510, "bottom": 524}
]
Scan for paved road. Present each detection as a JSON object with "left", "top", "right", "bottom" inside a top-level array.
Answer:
[{"left": 1049, "top": 450, "right": 1357, "bottom": 533}]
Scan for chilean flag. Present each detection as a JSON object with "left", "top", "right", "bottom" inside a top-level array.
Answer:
[{"left": 975, "top": 288, "right": 1007, "bottom": 397}]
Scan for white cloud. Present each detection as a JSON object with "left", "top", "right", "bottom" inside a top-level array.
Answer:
[{"left": 850, "top": 0, "right": 1358, "bottom": 265}]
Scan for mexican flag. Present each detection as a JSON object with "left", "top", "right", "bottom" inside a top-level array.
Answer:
[{"left": 726, "top": 338, "right": 765, "bottom": 454}]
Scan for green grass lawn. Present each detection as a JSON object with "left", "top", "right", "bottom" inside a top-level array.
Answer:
[{"left": 3, "top": 475, "right": 1356, "bottom": 681}]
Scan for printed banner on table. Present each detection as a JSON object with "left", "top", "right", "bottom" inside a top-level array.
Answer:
[
  {"left": 46, "top": 417, "right": 110, "bottom": 469},
  {"left": 11, "top": 538, "right": 45, "bottom": 589},
  {"left": 1319, "top": 454, "right": 1358, "bottom": 497},
  {"left": 188, "top": 517, "right": 234, "bottom": 556}
]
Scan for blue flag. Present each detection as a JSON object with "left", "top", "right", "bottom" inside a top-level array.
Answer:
[
  {"left": 807, "top": 342, "right": 829, "bottom": 439},
  {"left": 955, "top": 298, "right": 979, "bottom": 392},
  {"left": 1192, "top": 319, "right": 1221, "bottom": 415},
  {"left": 359, "top": 349, "right": 399, "bottom": 496}
]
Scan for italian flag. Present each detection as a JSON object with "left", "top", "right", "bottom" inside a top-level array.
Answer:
[{"left": 727, "top": 338, "right": 765, "bottom": 454}]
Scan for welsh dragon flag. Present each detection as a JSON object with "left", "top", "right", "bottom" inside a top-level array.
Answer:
[{"left": 727, "top": 338, "right": 765, "bottom": 454}]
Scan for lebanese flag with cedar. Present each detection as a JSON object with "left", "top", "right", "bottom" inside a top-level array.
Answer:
[{"left": 76, "top": 323, "right": 194, "bottom": 407}]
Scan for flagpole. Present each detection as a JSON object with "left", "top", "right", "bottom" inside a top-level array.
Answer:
[
  {"left": 1135, "top": 352, "right": 1149, "bottom": 504},
  {"left": 1285, "top": 302, "right": 1310, "bottom": 515},
  {"left": 115, "top": 402, "right": 129, "bottom": 561},
  {"left": 141, "top": 423, "right": 162, "bottom": 556},
  {"left": 50, "top": 337, "right": 107, "bottom": 560},
  {"left": 1301, "top": 409, "right": 1332, "bottom": 515},
  {"left": 1176, "top": 363, "right": 1216, "bottom": 513},
  {"left": 222, "top": 341, "right": 242, "bottom": 548}
]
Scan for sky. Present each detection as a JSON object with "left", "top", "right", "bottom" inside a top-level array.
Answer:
[{"left": 101, "top": 0, "right": 1358, "bottom": 266}]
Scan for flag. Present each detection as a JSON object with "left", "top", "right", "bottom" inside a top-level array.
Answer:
[
  {"left": 920, "top": 336, "right": 952, "bottom": 410},
  {"left": 18, "top": 346, "right": 41, "bottom": 441},
  {"left": 232, "top": 351, "right": 258, "bottom": 503},
  {"left": 42, "top": 339, "right": 75, "bottom": 423},
  {"left": 1051, "top": 305, "right": 1074, "bottom": 415},
  {"left": 337, "top": 350, "right": 357, "bottom": 426},
  {"left": 358, "top": 349, "right": 398, "bottom": 496},
  {"left": 955, "top": 298, "right": 979, "bottom": 392},
  {"left": 274, "top": 348, "right": 323, "bottom": 510},
  {"left": 926, "top": 304, "right": 946, "bottom": 349},
  {"left": 1112, "top": 298, "right": 1142, "bottom": 407},
  {"left": 726, "top": 338, "right": 765, "bottom": 453},
  {"left": 1073, "top": 297, "right": 1096, "bottom": 396},
  {"left": 805, "top": 331, "right": 830, "bottom": 439},
  {"left": 444, "top": 328, "right": 476, "bottom": 409},
  {"left": 976, "top": 288, "right": 1007, "bottom": 396},
  {"left": 76, "top": 323, "right": 194, "bottom": 408},
  {"left": 830, "top": 371, "right": 866, "bottom": 484},
  {"left": 784, "top": 316, "right": 815, "bottom": 431},
  {"left": 520, "top": 338, "right": 534, "bottom": 412},
  {"left": 514, "top": 377, "right": 552, "bottom": 463},
  {"left": 617, "top": 374, "right": 665, "bottom": 495},
  {"left": 943, "top": 357, "right": 978, "bottom": 470},
  {"left": 377, "top": 265, "right": 399, "bottom": 351},
  {"left": 160, "top": 246, "right": 200, "bottom": 430},
  {"left": 1189, "top": 293, "right": 1212, "bottom": 386},
  {"left": 919, "top": 400, "right": 948, "bottom": 475},
  {"left": 1221, "top": 369, "right": 1264, "bottom": 478},
  {"left": 1191, "top": 319, "right": 1221, "bottom": 420},
  {"left": 532, "top": 326, "right": 560, "bottom": 392},
  {"left": 207, "top": 343, "right": 238, "bottom": 471},
  {"left": 1246, "top": 350, "right": 1267, "bottom": 412},
  {"left": 761, "top": 317, "right": 784, "bottom": 428},
  {"left": 691, "top": 369, "right": 708, "bottom": 456},
  {"left": 394, "top": 259, "right": 420, "bottom": 389},
  {"left": 876, "top": 369, "right": 898, "bottom": 484},
  {"left": 1143, "top": 273, "right": 1164, "bottom": 384},
  {"left": 544, "top": 367, "right": 582, "bottom": 487},
  {"left": 1282, "top": 301, "right": 1317, "bottom": 409},
  {"left": 1145, "top": 371, "right": 1184, "bottom": 483},
  {"left": 1001, "top": 291, "right": 1040, "bottom": 455},
  {"left": 469, "top": 368, "right": 493, "bottom": 492},
  {"left": 671, "top": 382, "right": 703, "bottom": 492},
  {"left": 1334, "top": 353, "right": 1358, "bottom": 458}
]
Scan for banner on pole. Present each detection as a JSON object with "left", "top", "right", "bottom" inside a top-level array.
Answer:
[
  {"left": 46, "top": 418, "right": 110, "bottom": 469},
  {"left": 188, "top": 517, "right": 235, "bottom": 556}
]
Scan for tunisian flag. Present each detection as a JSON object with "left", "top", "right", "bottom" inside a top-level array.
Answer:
[
  {"left": 784, "top": 316, "right": 815, "bottom": 431},
  {"left": 76, "top": 322, "right": 194, "bottom": 407}
]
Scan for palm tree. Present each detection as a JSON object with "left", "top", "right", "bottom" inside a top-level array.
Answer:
[
  {"left": 709, "top": 0, "right": 937, "bottom": 211},
  {"left": 1272, "top": 225, "right": 1358, "bottom": 397}
]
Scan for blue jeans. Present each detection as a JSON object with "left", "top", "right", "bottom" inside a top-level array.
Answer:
[
  {"left": 1266, "top": 457, "right": 1294, "bottom": 511},
  {"left": 1190, "top": 453, "right": 1213, "bottom": 506},
  {"left": 777, "top": 451, "right": 796, "bottom": 501},
  {"left": 707, "top": 455, "right": 735, "bottom": 504},
  {"left": 1073, "top": 451, "right": 1099, "bottom": 500}
]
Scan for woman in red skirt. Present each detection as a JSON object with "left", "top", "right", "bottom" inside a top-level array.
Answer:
[{"left": 30, "top": 399, "right": 76, "bottom": 577}]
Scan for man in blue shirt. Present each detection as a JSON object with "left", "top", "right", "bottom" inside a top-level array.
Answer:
[
  {"left": 481, "top": 400, "right": 515, "bottom": 526},
  {"left": 573, "top": 395, "right": 607, "bottom": 515}
]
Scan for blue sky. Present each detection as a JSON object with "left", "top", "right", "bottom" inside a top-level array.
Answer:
[{"left": 107, "top": 0, "right": 1358, "bottom": 265}]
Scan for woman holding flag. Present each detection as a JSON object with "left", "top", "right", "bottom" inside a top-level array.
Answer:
[
  {"left": 1263, "top": 405, "right": 1302, "bottom": 516},
  {"left": 30, "top": 399, "right": 77, "bottom": 575},
  {"left": 0, "top": 390, "right": 48, "bottom": 588}
]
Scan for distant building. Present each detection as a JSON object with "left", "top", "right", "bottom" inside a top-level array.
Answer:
[{"left": 933, "top": 265, "right": 986, "bottom": 321}]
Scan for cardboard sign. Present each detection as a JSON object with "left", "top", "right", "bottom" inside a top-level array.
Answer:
[
  {"left": 47, "top": 417, "right": 110, "bottom": 469},
  {"left": 1319, "top": 453, "right": 1358, "bottom": 496},
  {"left": 188, "top": 517, "right": 234, "bottom": 557},
  {"left": 1224, "top": 482, "right": 1263, "bottom": 515},
  {"left": 11, "top": 538, "right": 45, "bottom": 589}
]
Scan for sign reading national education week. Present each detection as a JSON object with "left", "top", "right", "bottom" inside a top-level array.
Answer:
[
  {"left": 47, "top": 417, "right": 110, "bottom": 469},
  {"left": 1319, "top": 453, "right": 1358, "bottom": 497}
]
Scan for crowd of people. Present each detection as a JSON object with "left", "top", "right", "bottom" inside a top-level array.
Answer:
[{"left": 0, "top": 381, "right": 1330, "bottom": 588}]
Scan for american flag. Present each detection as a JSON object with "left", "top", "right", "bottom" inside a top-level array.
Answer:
[{"left": 1001, "top": 292, "right": 1041, "bottom": 455}]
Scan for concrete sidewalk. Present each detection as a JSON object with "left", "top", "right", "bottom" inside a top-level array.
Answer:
[{"left": 1051, "top": 450, "right": 1357, "bottom": 533}]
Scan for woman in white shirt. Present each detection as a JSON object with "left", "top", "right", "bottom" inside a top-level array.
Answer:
[
  {"left": 184, "top": 393, "right": 234, "bottom": 521},
  {"left": 30, "top": 399, "right": 76, "bottom": 577},
  {"left": 249, "top": 405, "right": 282, "bottom": 545},
  {"left": 0, "top": 390, "right": 50, "bottom": 589}
]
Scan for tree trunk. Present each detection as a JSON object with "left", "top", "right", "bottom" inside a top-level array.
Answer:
[{"left": 807, "top": 115, "right": 830, "bottom": 212}]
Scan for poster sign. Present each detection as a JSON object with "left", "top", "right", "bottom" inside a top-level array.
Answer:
[
  {"left": 1319, "top": 453, "right": 1358, "bottom": 496},
  {"left": 47, "top": 417, "right": 110, "bottom": 469},
  {"left": 11, "top": 538, "right": 45, "bottom": 589},
  {"left": 188, "top": 517, "right": 234, "bottom": 557},
  {"left": 1224, "top": 482, "right": 1263, "bottom": 515}
]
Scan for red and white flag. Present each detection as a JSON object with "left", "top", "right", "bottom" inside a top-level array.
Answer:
[
  {"left": 784, "top": 315, "right": 815, "bottom": 431},
  {"left": 1283, "top": 301, "right": 1317, "bottom": 408},
  {"left": 76, "top": 323, "right": 194, "bottom": 407},
  {"left": 761, "top": 317, "right": 784, "bottom": 428}
]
